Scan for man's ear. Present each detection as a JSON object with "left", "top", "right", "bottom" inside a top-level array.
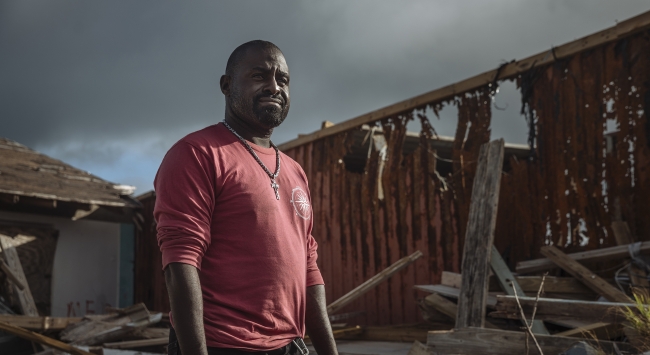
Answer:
[{"left": 220, "top": 75, "right": 231, "bottom": 96}]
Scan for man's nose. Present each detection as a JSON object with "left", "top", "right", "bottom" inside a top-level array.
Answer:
[{"left": 264, "top": 77, "right": 281, "bottom": 95}]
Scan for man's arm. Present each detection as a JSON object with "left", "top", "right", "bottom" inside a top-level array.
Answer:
[
  {"left": 165, "top": 262, "right": 208, "bottom": 355},
  {"left": 305, "top": 285, "right": 338, "bottom": 355}
]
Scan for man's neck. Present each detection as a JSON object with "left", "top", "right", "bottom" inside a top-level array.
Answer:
[{"left": 223, "top": 115, "right": 273, "bottom": 148}]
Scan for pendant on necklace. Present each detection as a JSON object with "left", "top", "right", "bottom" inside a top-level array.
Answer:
[{"left": 271, "top": 180, "right": 280, "bottom": 200}]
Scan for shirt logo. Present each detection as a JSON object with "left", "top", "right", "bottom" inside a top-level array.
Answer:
[{"left": 290, "top": 186, "right": 311, "bottom": 220}]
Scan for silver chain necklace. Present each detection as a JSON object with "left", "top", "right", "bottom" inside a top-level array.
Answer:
[{"left": 222, "top": 120, "right": 281, "bottom": 200}]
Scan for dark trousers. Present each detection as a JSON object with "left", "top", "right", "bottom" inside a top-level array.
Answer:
[{"left": 168, "top": 328, "right": 303, "bottom": 355}]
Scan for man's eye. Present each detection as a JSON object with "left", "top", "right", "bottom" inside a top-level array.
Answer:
[{"left": 253, "top": 74, "right": 263, "bottom": 79}]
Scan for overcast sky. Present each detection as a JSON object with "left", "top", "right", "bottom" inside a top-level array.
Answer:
[{"left": 2, "top": 1, "right": 649, "bottom": 194}]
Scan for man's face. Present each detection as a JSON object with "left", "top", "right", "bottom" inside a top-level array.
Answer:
[{"left": 227, "top": 47, "right": 290, "bottom": 129}]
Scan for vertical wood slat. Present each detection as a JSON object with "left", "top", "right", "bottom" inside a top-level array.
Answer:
[{"left": 456, "top": 139, "right": 505, "bottom": 329}]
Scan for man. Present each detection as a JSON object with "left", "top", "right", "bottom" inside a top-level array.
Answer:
[{"left": 154, "top": 40, "right": 338, "bottom": 355}]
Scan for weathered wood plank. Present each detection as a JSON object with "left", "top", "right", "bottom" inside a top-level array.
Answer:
[
  {"left": 0, "top": 258, "right": 25, "bottom": 290},
  {"left": 0, "top": 320, "right": 94, "bottom": 355},
  {"left": 76, "top": 313, "right": 162, "bottom": 346},
  {"left": 419, "top": 293, "right": 501, "bottom": 330},
  {"left": 60, "top": 303, "right": 152, "bottom": 345},
  {"left": 421, "top": 293, "right": 457, "bottom": 320},
  {"left": 490, "top": 246, "right": 549, "bottom": 335},
  {"left": 414, "top": 285, "right": 499, "bottom": 307},
  {"left": 0, "top": 315, "right": 82, "bottom": 331},
  {"left": 442, "top": 271, "right": 593, "bottom": 294},
  {"left": 516, "top": 241, "right": 650, "bottom": 274},
  {"left": 540, "top": 246, "right": 632, "bottom": 303},
  {"left": 0, "top": 234, "right": 39, "bottom": 316},
  {"left": 456, "top": 139, "right": 505, "bottom": 329},
  {"left": 426, "top": 327, "right": 634, "bottom": 355},
  {"left": 490, "top": 295, "right": 635, "bottom": 324},
  {"left": 327, "top": 250, "right": 423, "bottom": 314},
  {"left": 104, "top": 337, "right": 168, "bottom": 349}
]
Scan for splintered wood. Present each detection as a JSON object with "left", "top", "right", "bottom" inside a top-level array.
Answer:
[
  {"left": 456, "top": 139, "right": 504, "bottom": 329},
  {"left": 0, "top": 234, "right": 39, "bottom": 316},
  {"left": 540, "top": 246, "right": 632, "bottom": 303}
]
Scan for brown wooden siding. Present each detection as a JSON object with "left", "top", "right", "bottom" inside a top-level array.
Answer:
[{"left": 135, "top": 29, "right": 650, "bottom": 327}]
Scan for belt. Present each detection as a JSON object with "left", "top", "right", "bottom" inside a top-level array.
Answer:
[
  {"left": 169, "top": 328, "right": 309, "bottom": 355},
  {"left": 207, "top": 338, "right": 308, "bottom": 355}
]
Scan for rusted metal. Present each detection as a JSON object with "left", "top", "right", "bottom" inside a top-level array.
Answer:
[{"left": 281, "top": 30, "right": 650, "bottom": 325}]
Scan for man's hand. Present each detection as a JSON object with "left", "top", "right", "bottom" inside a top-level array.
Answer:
[
  {"left": 165, "top": 263, "right": 208, "bottom": 355},
  {"left": 305, "top": 285, "right": 338, "bottom": 355}
]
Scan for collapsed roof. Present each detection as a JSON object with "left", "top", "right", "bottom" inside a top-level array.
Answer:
[{"left": 0, "top": 138, "right": 140, "bottom": 222}]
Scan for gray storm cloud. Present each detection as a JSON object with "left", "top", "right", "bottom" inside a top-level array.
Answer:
[{"left": 2, "top": 0, "right": 649, "bottom": 192}]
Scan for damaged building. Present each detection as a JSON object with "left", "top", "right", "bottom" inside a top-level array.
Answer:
[
  {"left": 0, "top": 138, "right": 141, "bottom": 318},
  {"left": 1, "top": 8, "right": 650, "bottom": 355}
]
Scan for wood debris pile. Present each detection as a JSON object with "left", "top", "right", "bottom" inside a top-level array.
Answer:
[
  {"left": 412, "top": 140, "right": 650, "bottom": 355},
  {"left": 0, "top": 229, "right": 169, "bottom": 355}
]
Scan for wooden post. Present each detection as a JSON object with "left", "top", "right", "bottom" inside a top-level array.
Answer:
[
  {"left": 0, "top": 234, "right": 39, "bottom": 316},
  {"left": 327, "top": 250, "right": 422, "bottom": 314},
  {"left": 455, "top": 139, "right": 505, "bottom": 329},
  {"left": 540, "top": 246, "right": 632, "bottom": 303},
  {"left": 490, "top": 246, "right": 549, "bottom": 335}
]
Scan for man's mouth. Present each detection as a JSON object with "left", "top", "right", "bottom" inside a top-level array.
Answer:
[{"left": 258, "top": 97, "right": 283, "bottom": 107}]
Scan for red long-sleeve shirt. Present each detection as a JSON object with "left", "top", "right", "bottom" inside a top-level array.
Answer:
[{"left": 154, "top": 123, "right": 323, "bottom": 351}]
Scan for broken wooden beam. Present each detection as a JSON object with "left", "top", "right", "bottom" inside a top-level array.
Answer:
[
  {"left": 419, "top": 293, "right": 501, "bottom": 329},
  {"left": 0, "top": 314, "right": 82, "bottom": 331},
  {"left": 327, "top": 250, "right": 422, "bottom": 314},
  {"left": 0, "top": 234, "right": 39, "bottom": 316},
  {"left": 129, "top": 326, "right": 170, "bottom": 339},
  {"left": 78, "top": 313, "right": 162, "bottom": 346},
  {"left": 0, "top": 320, "right": 94, "bottom": 355},
  {"left": 516, "top": 241, "right": 650, "bottom": 274},
  {"left": 489, "top": 245, "right": 549, "bottom": 335},
  {"left": 456, "top": 139, "right": 505, "bottom": 329},
  {"left": 104, "top": 337, "right": 168, "bottom": 349},
  {"left": 426, "top": 327, "right": 634, "bottom": 355},
  {"left": 441, "top": 271, "right": 594, "bottom": 295},
  {"left": 0, "top": 258, "right": 25, "bottom": 290},
  {"left": 540, "top": 246, "right": 632, "bottom": 303},
  {"left": 61, "top": 303, "right": 162, "bottom": 346},
  {"left": 489, "top": 295, "right": 635, "bottom": 324},
  {"left": 414, "top": 285, "right": 499, "bottom": 307},
  {"left": 421, "top": 293, "right": 457, "bottom": 320}
]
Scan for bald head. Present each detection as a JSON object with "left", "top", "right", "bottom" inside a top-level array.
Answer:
[
  {"left": 225, "top": 40, "right": 284, "bottom": 77},
  {"left": 220, "top": 40, "right": 290, "bottom": 131}
]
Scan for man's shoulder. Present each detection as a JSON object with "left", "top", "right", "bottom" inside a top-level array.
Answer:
[{"left": 173, "top": 124, "right": 235, "bottom": 155}]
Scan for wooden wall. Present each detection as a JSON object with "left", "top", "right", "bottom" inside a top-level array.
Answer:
[{"left": 283, "top": 30, "right": 650, "bottom": 326}]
